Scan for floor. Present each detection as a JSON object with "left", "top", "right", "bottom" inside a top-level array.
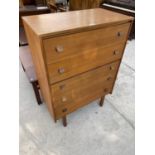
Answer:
[{"left": 19, "top": 40, "right": 135, "bottom": 155}]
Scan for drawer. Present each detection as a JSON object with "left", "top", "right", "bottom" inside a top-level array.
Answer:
[
  {"left": 43, "top": 23, "right": 130, "bottom": 64},
  {"left": 51, "top": 61, "right": 120, "bottom": 112},
  {"left": 47, "top": 43, "right": 124, "bottom": 84},
  {"left": 54, "top": 82, "right": 113, "bottom": 120}
]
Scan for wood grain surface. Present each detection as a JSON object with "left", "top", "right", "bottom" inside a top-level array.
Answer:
[
  {"left": 43, "top": 22, "right": 130, "bottom": 64},
  {"left": 23, "top": 21, "right": 56, "bottom": 121},
  {"left": 22, "top": 8, "right": 133, "bottom": 37},
  {"left": 47, "top": 43, "right": 124, "bottom": 84},
  {"left": 22, "top": 8, "right": 133, "bottom": 124},
  {"left": 51, "top": 61, "right": 120, "bottom": 109}
]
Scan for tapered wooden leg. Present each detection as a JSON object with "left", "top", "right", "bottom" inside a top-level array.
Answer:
[
  {"left": 99, "top": 96, "right": 105, "bottom": 107},
  {"left": 21, "top": 63, "right": 25, "bottom": 72},
  {"left": 62, "top": 116, "right": 67, "bottom": 127},
  {"left": 31, "top": 81, "right": 42, "bottom": 105}
]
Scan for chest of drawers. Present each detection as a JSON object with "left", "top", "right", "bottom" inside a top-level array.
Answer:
[{"left": 23, "top": 8, "right": 133, "bottom": 126}]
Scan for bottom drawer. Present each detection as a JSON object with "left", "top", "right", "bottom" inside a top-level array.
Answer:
[
  {"left": 54, "top": 82, "right": 114, "bottom": 119},
  {"left": 51, "top": 61, "right": 120, "bottom": 119}
]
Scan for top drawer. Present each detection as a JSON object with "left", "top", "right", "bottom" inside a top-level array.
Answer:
[{"left": 43, "top": 23, "right": 130, "bottom": 64}]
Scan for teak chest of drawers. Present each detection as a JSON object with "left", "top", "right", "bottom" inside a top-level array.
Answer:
[{"left": 23, "top": 8, "right": 133, "bottom": 126}]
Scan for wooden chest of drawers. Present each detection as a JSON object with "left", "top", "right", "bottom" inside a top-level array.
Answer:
[{"left": 23, "top": 8, "right": 133, "bottom": 126}]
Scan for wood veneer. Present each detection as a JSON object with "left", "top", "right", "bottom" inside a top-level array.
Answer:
[{"left": 23, "top": 8, "right": 133, "bottom": 126}]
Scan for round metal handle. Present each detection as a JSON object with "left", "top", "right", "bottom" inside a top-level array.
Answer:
[
  {"left": 107, "top": 77, "right": 112, "bottom": 81},
  {"left": 109, "top": 66, "right": 115, "bottom": 70},
  {"left": 61, "top": 97, "right": 67, "bottom": 102},
  {"left": 117, "top": 32, "right": 123, "bottom": 37},
  {"left": 62, "top": 108, "right": 67, "bottom": 113},
  {"left": 58, "top": 68, "right": 65, "bottom": 74},
  {"left": 113, "top": 50, "right": 119, "bottom": 55},
  {"left": 59, "top": 84, "right": 65, "bottom": 90},
  {"left": 104, "top": 88, "right": 108, "bottom": 93},
  {"left": 55, "top": 45, "right": 64, "bottom": 53}
]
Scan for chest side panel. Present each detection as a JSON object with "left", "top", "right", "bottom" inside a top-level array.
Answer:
[{"left": 23, "top": 21, "right": 56, "bottom": 121}]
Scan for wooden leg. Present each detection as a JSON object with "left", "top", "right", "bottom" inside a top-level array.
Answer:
[
  {"left": 62, "top": 116, "right": 67, "bottom": 127},
  {"left": 32, "top": 81, "right": 42, "bottom": 105},
  {"left": 21, "top": 63, "right": 25, "bottom": 72},
  {"left": 99, "top": 96, "right": 105, "bottom": 107}
]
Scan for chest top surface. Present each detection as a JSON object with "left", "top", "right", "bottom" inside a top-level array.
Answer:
[{"left": 22, "top": 8, "right": 133, "bottom": 37}]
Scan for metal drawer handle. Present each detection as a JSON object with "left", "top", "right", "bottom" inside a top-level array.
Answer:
[
  {"left": 104, "top": 88, "right": 109, "bottom": 93},
  {"left": 107, "top": 77, "right": 112, "bottom": 81},
  {"left": 62, "top": 108, "right": 67, "bottom": 113},
  {"left": 58, "top": 68, "right": 65, "bottom": 74},
  {"left": 55, "top": 45, "right": 64, "bottom": 53},
  {"left": 113, "top": 50, "right": 119, "bottom": 55},
  {"left": 61, "top": 97, "right": 67, "bottom": 103},
  {"left": 117, "top": 32, "right": 123, "bottom": 37},
  {"left": 109, "top": 66, "right": 115, "bottom": 70},
  {"left": 59, "top": 84, "right": 65, "bottom": 90}
]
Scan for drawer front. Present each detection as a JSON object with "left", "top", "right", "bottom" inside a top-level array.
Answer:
[
  {"left": 43, "top": 23, "right": 130, "bottom": 64},
  {"left": 51, "top": 61, "right": 120, "bottom": 119},
  {"left": 48, "top": 43, "right": 124, "bottom": 84},
  {"left": 54, "top": 82, "right": 113, "bottom": 119}
]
